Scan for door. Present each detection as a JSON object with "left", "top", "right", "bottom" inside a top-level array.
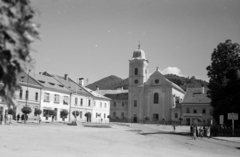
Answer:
[
  {"left": 186, "top": 118, "right": 190, "bottom": 125},
  {"left": 133, "top": 116, "right": 137, "bottom": 123}
]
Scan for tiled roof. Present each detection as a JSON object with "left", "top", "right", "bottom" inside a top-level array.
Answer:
[
  {"left": 53, "top": 75, "right": 92, "bottom": 96},
  {"left": 83, "top": 87, "right": 111, "bottom": 100},
  {"left": 95, "top": 89, "right": 128, "bottom": 95},
  {"left": 182, "top": 87, "right": 210, "bottom": 104},
  {"left": 29, "top": 73, "right": 71, "bottom": 94},
  {"left": 95, "top": 90, "right": 128, "bottom": 100},
  {"left": 18, "top": 71, "right": 42, "bottom": 88}
]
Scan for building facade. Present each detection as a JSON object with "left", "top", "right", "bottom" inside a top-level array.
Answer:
[{"left": 180, "top": 87, "right": 212, "bottom": 125}]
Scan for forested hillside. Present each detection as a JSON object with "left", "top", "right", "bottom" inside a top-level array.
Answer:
[{"left": 87, "top": 74, "right": 208, "bottom": 91}]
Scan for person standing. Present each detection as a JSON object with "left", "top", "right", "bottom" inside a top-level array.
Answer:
[
  {"left": 173, "top": 124, "right": 176, "bottom": 132},
  {"left": 207, "top": 126, "right": 211, "bottom": 138},
  {"left": 16, "top": 114, "right": 20, "bottom": 122},
  {"left": 51, "top": 115, "right": 54, "bottom": 123},
  {"left": 192, "top": 125, "right": 197, "bottom": 140},
  {"left": 21, "top": 114, "right": 24, "bottom": 122},
  {"left": 39, "top": 116, "right": 42, "bottom": 124}
]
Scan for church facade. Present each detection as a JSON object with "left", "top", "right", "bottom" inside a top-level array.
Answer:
[{"left": 128, "top": 45, "right": 185, "bottom": 124}]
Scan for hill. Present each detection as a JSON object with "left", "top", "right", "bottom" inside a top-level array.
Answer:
[{"left": 86, "top": 74, "right": 208, "bottom": 91}]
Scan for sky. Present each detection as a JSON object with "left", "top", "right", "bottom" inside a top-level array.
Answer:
[{"left": 30, "top": 0, "right": 240, "bottom": 85}]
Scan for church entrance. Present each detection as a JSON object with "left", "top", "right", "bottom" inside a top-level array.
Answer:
[
  {"left": 153, "top": 114, "right": 159, "bottom": 121},
  {"left": 133, "top": 114, "right": 137, "bottom": 123}
]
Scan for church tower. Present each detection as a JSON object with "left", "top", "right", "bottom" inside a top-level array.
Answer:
[
  {"left": 128, "top": 44, "right": 149, "bottom": 86},
  {"left": 128, "top": 45, "right": 149, "bottom": 122}
]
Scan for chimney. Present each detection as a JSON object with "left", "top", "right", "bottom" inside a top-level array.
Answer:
[
  {"left": 64, "top": 74, "right": 68, "bottom": 81},
  {"left": 201, "top": 85, "right": 204, "bottom": 94},
  {"left": 79, "top": 78, "right": 84, "bottom": 86}
]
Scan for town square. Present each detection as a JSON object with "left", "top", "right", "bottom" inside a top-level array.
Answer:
[{"left": 0, "top": 0, "right": 240, "bottom": 157}]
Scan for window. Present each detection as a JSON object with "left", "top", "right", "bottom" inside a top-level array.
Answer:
[
  {"left": 63, "top": 96, "right": 69, "bottom": 105},
  {"left": 25, "top": 90, "right": 29, "bottom": 100},
  {"left": 202, "top": 108, "right": 206, "bottom": 114},
  {"left": 194, "top": 108, "right": 197, "bottom": 114},
  {"left": 121, "top": 112, "right": 124, "bottom": 118},
  {"left": 88, "top": 100, "right": 91, "bottom": 107},
  {"left": 100, "top": 102, "right": 102, "bottom": 108},
  {"left": 134, "top": 100, "right": 137, "bottom": 107},
  {"left": 96, "top": 113, "right": 98, "bottom": 118},
  {"left": 113, "top": 112, "right": 116, "bottom": 117},
  {"left": 186, "top": 108, "right": 190, "bottom": 113},
  {"left": 80, "top": 111, "right": 82, "bottom": 118},
  {"left": 155, "top": 79, "right": 159, "bottom": 84},
  {"left": 134, "top": 68, "right": 138, "bottom": 75},
  {"left": 54, "top": 94, "right": 59, "bottom": 103},
  {"left": 114, "top": 102, "right": 116, "bottom": 107},
  {"left": 19, "top": 90, "right": 23, "bottom": 99},
  {"left": 134, "top": 79, "right": 138, "bottom": 84},
  {"left": 122, "top": 102, "right": 124, "bottom": 107},
  {"left": 44, "top": 92, "right": 50, "bottom": 102},
  {"left": 104, "top": 113, "right": 106, "bottom": 118},
  {"left": 80, "top": 98, "right": 83, "bottom": 106},
  {"left": 175, "top": 113, "right": 178, "bottom": 118},
  {"left": 154, "top": 93, "right": 159, "bottom": 104},
  {"left": 75, "top": 97, "right": 78, "bottom": 105},
  {"left": 35, "top": 92, "right": 38, "bottom": 101}
]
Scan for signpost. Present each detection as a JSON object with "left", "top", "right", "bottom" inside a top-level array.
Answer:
[
  {"left": 228, "top": 113, "right": 238, "bottom": 135},
  {"left": 219, "top": 115, "right": 224, "bottom": 125}
]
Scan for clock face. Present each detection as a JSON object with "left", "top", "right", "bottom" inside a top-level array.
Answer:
[
  {"left": 155, "top": 79, "right": 159, "bottom": 84},
  {"left": 134, "top": 79, "right": 138, "bottom": 84}
]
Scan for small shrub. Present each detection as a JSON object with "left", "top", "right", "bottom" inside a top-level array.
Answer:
[
  {"left": 72, "top": 111, "right": 80, "bottom": 117},
  {"left": 34, "top": 109, "right": 42, "bottom": 115},
  {"left": 8, "top": 108, "right": 15, "bottom": 115}
]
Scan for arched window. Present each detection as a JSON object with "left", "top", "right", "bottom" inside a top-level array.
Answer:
[
  {"left": 154, "top": 93, "right": 159, "bottom": 104},
  {"left": 134, "top": 68, "right": 138, "bottom": 75},
  {"left": 175, "top": 113, "right": 178, "bottom": 118}
]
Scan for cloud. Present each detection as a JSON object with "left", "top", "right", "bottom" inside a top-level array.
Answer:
[{"left": 161, "top": 67, "right": 182, "bottom": 76}]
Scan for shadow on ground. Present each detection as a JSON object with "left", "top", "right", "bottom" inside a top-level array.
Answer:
[{"left": 139, "top": 130, "right": 190, "bottom": 136}]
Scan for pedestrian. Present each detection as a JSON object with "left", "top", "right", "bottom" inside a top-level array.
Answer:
[
  {"left": 52, "top": 115, "right": 54, "bottom": 122},
  {"left": 196, "top": 125, "right": 199, "bottom": 137},
  {"left": 207, "top": 126, "right": 211, "bottom": 138},
  {"left": 173, "top": 124, "right": 176, "bottom": 132},
  {"left": 21, "top": 114, "right": 24, "bottom": 122},
  {"left": 39, "top": 116, "right": 42, "bottom": 124},
  {"left": 26, "top": 115, "right": 28, "bottom": 121},
  {"left": 190, "top": 125, "right": 193, "bottom": 137},
  {"left": 17, "top": 114, "right": 20, "bottom": 122},
  {"left": 192, "top": 125, "right": 197, "bottom": 140}
]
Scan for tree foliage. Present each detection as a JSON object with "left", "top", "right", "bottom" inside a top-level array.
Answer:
[
  {"left": 8, "top": 108, "right": 14, "bottom": 115},
  {"left": 206, "top": 39, "right": 240, "bottom": 126},
  {"left": 49, "top": 110, "right": 56, "bottom": 116},
  {"left": 85, "top": 112, "right": 91, "bottom": 117},
  {"left": 0, "top": 0, "right": 39, "bottom": 107},
  {"left": 60, "top": 110, "right": 68, "bottom": 118},
  {"left": 72, "top": 110, "right": 80, "bottom": 117},
  {"left": 34, "top": 108, "right": 42, "bottom": 115},
  {"left": 21, "top": 106, "right": 32, "bottom": 115}
]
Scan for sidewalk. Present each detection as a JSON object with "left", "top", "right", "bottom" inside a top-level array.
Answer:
[{"left": 212, "top": 137, "right": 240, "bottom": 143}]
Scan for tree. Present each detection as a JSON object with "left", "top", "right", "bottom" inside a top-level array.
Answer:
[
  {"left": 0, "top": 0, "right": 39, "bottom": 107},
  {"left": 72, "top": 110, "right": 79, "bottom": 121},
  {"left": 34, "top": 108, "right": 42, "bottom": 116},
  {"left": 60, "top": 110, "right": 68, "bottom": 123},
  {"left": 206, "top": 39, "right": 240, "bottom": 127},
  {"left": 21, "top": 106, "right": 32, "bottom": 123}
]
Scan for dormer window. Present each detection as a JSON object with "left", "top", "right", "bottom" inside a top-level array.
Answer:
[{"left": 134, "top": 68, "right": 138, "bottom": 75}]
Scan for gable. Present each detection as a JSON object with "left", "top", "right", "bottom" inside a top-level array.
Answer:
[{"left": 145, "top": 70, "right": 171, "bottom": 86}]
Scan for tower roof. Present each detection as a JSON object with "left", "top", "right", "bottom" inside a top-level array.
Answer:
[{"left": 132, "top": 44, "right": 146, "bottom": 59}]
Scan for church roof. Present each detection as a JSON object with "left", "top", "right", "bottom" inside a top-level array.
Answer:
[
  {"left": 95, "top": 89, "right": 128, "bottom": 100},
  {"left": 182, "top": 87, "right": 210, "bottom": 104},
  {"left": 131, "top": 45, "right": 146, "bottom": 60}
]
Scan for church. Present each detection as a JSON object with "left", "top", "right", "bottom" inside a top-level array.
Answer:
[{"left": 97, "top": 45, "right": 185, "bottom": 124}]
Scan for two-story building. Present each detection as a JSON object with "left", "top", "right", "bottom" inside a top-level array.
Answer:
[
  {"left": 30, "top": 72, "right": 71, "bottom": 122},
  {"left": 180, "top": 87, "right": 212, "bottom": 125}
]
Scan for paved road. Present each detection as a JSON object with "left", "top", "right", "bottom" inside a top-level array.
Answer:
[{"left": 0, "top": 123, "right": 239, "bottom": 157}]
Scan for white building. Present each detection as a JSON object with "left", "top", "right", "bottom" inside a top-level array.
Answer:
[{"left": 30, "top": 72, "right": 71, "bottom": 122}]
